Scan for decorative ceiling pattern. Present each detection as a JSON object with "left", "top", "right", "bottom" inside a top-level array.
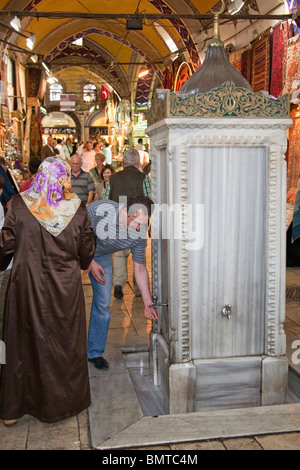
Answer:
[{"left": 0, "top": 0, "right": 263, "bottom": 108}]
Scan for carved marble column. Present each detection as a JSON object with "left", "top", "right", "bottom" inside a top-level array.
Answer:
[{"left": 147, "top": 82, "right": 292, "bottom": 413}]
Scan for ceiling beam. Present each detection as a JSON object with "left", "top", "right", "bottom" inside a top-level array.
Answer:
[{"left": 0, "top": 11, "right": 294, "bottom": 21}]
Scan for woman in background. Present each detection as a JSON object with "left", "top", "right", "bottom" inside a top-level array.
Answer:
[
  {"left": 90, "top": 152, "right": 106, "bottom": 199},
  {"left": 98, "top": 164, "right": 115, "bottom": 199}
]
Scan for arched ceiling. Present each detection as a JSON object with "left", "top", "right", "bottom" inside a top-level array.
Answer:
[{"left": 0, "top": 0, "right": 288, "bottom": 107}]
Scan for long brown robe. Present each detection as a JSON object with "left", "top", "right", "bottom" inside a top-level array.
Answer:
[{"left": 0, "top": 195, "right": 94, "bottom": 423}]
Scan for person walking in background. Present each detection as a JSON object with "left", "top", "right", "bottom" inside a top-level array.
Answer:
[
  {"left": 0, "top": 175, "right": 12, "bottom": 343},
  {"left": 70, "top": 154, "right": 95, "bottom": 205},
  {"left": 19, "top": 157, "right": 41, "bottom": 192},
  {"left": 55, "top": 139, "right": 66, "bottom": 161},
  {"left": 0, "top": 157, "right": 94, "bottom": 425},
  {"left": 135, "top": 138, "right": 143, "bottom": 151},
  {"left": 100, "top": 164, "right": 115, "bottom": 197},
  {"left": 90, "top": 152, "right": 106, "bottom": 198},
  {"left": 93, "top": 142, "right": 101, "bottom": 154},
  {"left": 135, "top": 139, "right": 149, "bottom": 169},
  {"left": 0, "top": 157, "right": 16, "bottom": 212},
  {"left": 41, "top": 136, "right": 59, "bottom": 161},
  {"left": 103, "top": 142, "right": 112, "bottom": 164},
  {"left": 63, "top": 137, "right": 74, "bottom": 161},
  {"left": 76, "top": 140, "right": 95, "bottom": 172}
]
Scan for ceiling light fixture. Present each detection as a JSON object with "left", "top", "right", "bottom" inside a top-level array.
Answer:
[
  {"left": 138, "top": 68, "right": 149, "bottom": 78},
  {"left": 227, "top": 0, "right": 245, "bottom": 15},
  {"left": 85, "top": 93, "right": 92, "bottom": 104},
  {"left": 30, "top": 54, "right": 38, "bottom": 63},
  {"left": 126, "top": 18, "right": 143, "bottom": 30},
  {"left": 42, "top": 61, "right": 51, "bottom": 74},
  {"left": 10, "top": 16, "right": 21, "bottom": 31},
  {"left": 171, "top": 52, "right": 179, "bottom": 61},
  {"left": 72, "top": 37, "right": 83, "bottom": 46},
  {"left": 46, "top": 75, "right": 58, "bottom": 84},
  {"left": 26, "top": 34, "right": 36, "bottom": 50}
]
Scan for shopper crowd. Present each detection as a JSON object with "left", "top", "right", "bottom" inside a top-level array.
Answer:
[{"left": 0, "top": 136, "right": 155, "bottom": 426}]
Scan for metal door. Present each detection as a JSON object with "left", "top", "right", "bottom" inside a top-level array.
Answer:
[{"left": 189, "top": 146, "right": 266, "bottom": 359}]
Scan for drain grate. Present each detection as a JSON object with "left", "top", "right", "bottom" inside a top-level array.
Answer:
[{"left": 286, "top": 287, "right": 300, "bottom": 302}]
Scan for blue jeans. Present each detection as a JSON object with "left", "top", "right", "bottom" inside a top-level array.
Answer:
[{"left": 87, "top": 254, "right": 113, "bottom": 358}]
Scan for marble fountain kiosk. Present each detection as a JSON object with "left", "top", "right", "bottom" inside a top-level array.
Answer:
[{"left": 146, "top": 9, "right": 292, "bottom": 414}]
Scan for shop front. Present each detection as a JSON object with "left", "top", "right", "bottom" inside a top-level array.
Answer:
[{"left": 41, "top": 111, "right": 78, "bottom": 146}]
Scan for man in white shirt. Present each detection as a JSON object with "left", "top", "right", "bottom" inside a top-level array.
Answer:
[
  {"left": 135, "top": 138, "right": 143, "bottom": 151},
  {"left": 76, "top": 140, "right": 96, "bottom": 172},
  {"left": 103, "top": 142, "right": 112, "bottom": 165},
  {"left": 55, "top": 139, "right": 66, "bottom": 161},
  {"left": 135, "top": 138, "right": 149, "bottom": 169}
]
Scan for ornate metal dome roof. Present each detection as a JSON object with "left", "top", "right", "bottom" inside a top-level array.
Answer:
[{"left": 178, "top": 2, "right": 252, "bottom": 95}]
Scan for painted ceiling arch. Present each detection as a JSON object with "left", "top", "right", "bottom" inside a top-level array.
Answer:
[{"left": 0, "top": 0, "right": 262, "bottom": 107}]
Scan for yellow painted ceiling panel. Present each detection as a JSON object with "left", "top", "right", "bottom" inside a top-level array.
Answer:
[
  {"left": 0, "top": 0, "right": 222, "bottom": 103},
  {"left": 17, "top": 0, "right": 185, "bottom": 47},
  {"left": 87, "top": 34, "right": 132, "bottom": 59},
  {"left": 87, "top": 33, "right": 133, "bottom": 73},
  {"left": 185, "top": 0, "right": 220, "bottom": 13},
  {"left": 0, "top": 0, "right": 8, "bottom": 10}
]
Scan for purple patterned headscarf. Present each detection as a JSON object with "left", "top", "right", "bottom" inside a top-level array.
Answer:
[{"left": 20, "top": 157, "right": 81, "bottom": 236}]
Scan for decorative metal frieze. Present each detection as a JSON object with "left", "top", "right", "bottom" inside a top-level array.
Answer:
[{"left": 148, "top": 81, "right": 290, "bottom": 126}]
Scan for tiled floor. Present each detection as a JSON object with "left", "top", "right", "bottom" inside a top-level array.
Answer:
[{"left": 0, "top": 256, "right": 299, "bottom": 450}]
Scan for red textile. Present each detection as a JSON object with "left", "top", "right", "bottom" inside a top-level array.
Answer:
[
  {"left": 282, "top": 34, "right": 300, "bottom": 96},
  {"left": 286, "top": 107, "right": 300, "bottom": 193},
  {"left": 101, "top": 86, "right": 111, "bottom": 101},
  {"left": 241, "top": 48, "right": 252, "bottom": 84},
  {"left": 250, "top": 28, "right": 271, "bottom": 92},
  {"left": 19, "top": 177, "right": 33, "bottom": 192},
  {"left": 270, "top": 23, "right": 285, "bottom": 97}
]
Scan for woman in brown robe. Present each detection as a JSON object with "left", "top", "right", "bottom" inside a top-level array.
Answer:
[{"left": 0, "top": 157, "right": 94, "bottom": 424}]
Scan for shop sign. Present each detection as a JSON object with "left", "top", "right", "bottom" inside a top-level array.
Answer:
[
  {"left": 134, "top": 111, "right": 148, "bottom": 129},
  {"left": 0, "top": 81, "right": 6, "bottom": 104},
  {"left": 43, "top": 127, "right": 75, "bottom": 134},
  {"left": 1, "top": 105, "right": 10, "bottom": 126},
  {"left": 89, "top": 126, "right": 108, "bottom": 137},
  {"left": 60, "top": 94, "right": 76, "bottom": 111}
]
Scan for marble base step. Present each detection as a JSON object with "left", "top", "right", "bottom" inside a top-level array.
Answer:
[
  {"left": 88, "top": 340, "right": 300, "bottom": 450},
  {"left": 96, "top": 403, "right": 300, "bottom": 450}
]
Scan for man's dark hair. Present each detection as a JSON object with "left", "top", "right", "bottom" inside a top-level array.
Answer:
[
  {"left": 28, "top": 157, "right": 41, "bottom": 175},
  {"left": 127, "top": 194, "right": 153, "bottom": 218}
]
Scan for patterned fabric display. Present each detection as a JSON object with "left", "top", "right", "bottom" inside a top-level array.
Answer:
[
  {"left": 270, "top": 23, "right": 286, "bottom": 97},
  {"left": 282, "top": 35, "right": 300, "bottom": 97},
  {"left": 250, "top": 28, "right": 271, "bottom": 92}
]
